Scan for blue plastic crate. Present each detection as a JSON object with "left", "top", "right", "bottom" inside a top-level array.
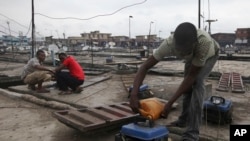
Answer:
[{"left": 120, "top": 123, "right": 168, "bottom": 141}]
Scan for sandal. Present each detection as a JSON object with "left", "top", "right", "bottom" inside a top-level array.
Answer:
[
  {"left": 36, "top": 88, "right": 50, "bottom": 93},
  {"left": 167, "top": 120, "right": 186, "bottom": 128},
  {"left": 74, "top": 87, "right": 83, "bottom": 94},
  {"left": 28, "top": 84, "right": 36, "bottom": 91},
  {"left": 58, "top": 90, "right": 72, "bottom": 95}
]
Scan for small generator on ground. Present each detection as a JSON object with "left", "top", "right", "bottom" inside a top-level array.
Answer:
[
  {"left": 106, "top": 56, "right": 113, "bottom": 63},
  {"left": 115, "top": 122, "right": 169, "bottom": 141},
  {"left": 115, "top": 98, "right": 168, "bottom": 141},
  {"left": 128, "top": 84, "right": 153, "bottom": 99},
  {"left": 203, "top": 96, "right": 233, "bottom": 125}
]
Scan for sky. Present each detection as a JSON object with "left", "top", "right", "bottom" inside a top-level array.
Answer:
[{"left": 0, "top": 0, "right": 249, "bottom": 39}]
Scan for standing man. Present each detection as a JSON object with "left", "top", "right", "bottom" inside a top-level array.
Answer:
[
  {"left": 21, "top": 50, "right": 53, "bottom": 93},
  {"left": 54, "top": 52, "right": 85, "bottom": 95},
  {"left": 129, "top": 22, "right": 220, "bottom": 141}
]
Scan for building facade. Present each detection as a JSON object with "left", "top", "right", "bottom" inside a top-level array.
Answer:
[
  {"left": 0, "top": 35, "right": 30, "bottom": 46},
  {"left": 235, "top": 28, "right": 250, "bottom": 46},
  {"left": 211, "top": 33, "right": 235, "bottom": 47},
  {"left": 80, "top": 31, "right": 111, "bottom": 47}
]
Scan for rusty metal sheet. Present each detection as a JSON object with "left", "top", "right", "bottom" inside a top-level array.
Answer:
[
  {"left": 53, "top": 99, "right": 177, "bottom": 133},
  {"left": 53, "top": 102, "right": 139, "bottom": 133},
  {"left": 231, "top": 72, "right": 245, "bottom": 93},
  {"left": 216, "top": 72, "right": 245, "bottom": 93},
  {"left": 216, "top": 73, "right": 231, "bottom": 92}
]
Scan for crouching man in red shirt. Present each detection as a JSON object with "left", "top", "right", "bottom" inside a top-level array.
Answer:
[{"left": 54, "top": 52, "right": 85, "bottom": 95}]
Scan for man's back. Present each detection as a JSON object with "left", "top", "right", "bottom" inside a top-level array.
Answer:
[{"left": 63, "top": 56, "right": 85, "bottom": 80}]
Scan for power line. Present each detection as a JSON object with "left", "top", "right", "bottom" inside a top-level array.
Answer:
[
  {"left": 1, "top": 0, "right": 147, "bottom": 37},
  {"left": 35, "top": 0, "right": 147, "bottom": 20},
  {"left": 25, "top": 20, "right": 32, "bottom": 36},
  {"left": 0, "top": 13, "right": 33, "bottom": 37},
  {"left": 0, "top": 13, "right": 29, "bottom": 29},
  {"left": 0, "top": 25, "right": 19, "bottom": 35}
]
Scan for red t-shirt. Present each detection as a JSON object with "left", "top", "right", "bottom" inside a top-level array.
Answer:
[{"left": 62, "top": 56, "right": 85, "bottom": 80}]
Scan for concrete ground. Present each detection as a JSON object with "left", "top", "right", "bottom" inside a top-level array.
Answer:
[{"left": 0, "top": 54, "right": 250, "bottom": 141}]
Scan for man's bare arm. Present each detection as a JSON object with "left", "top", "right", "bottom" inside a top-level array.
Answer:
[
  {"left": 35, "top": 65, "right": 52, "bottom": 72},
  {"left": 129, "top": 55, "right": 159, "bottom": 112},
  {"left": 54, "top": 64, "right": 65, "bottom": 72}
]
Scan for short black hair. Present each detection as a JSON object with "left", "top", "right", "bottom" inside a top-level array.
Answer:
[
  {"left": 58, "top": 52, "right": 67, "bottom": 57},
  {"left": 174, "top": 22, "right": 198, "bottom": 46},
  {"left": 36, "top": 50, "right": 45, "bottom": 56}
]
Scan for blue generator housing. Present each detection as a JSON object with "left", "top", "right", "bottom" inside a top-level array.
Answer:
[
  {"left": 115, "top": 123, "right": 169, "bottom": 141},
  {"left": 203, "top": 96, "right": 233, "bottom": 124}
]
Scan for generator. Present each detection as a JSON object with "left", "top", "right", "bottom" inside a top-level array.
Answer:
[
  {"left": 115, "top": 98, "right": 168, "bottom": 141},
  {"left": 203, "top": 96, "right": 233, "bottom": 125},
  {"left": 115, "top": 122, "right": 169, "bottom": 141},
  {"left": 106, "top": 56, "right": 113, "bottom": 63},
  {"left": 128, "top": 84, "right": 153, "bottom": 99}
]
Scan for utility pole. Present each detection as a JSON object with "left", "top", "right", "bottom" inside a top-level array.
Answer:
[
  {"left": 129, "top": 15, "right": 133, "bottom": 55},
  {"left": 7, "top": 21, "right": 14, "bottom": 58},
  {"left": 31, "top": 0, "right": 35, "bottom": 58},
  {"left": 198, "top": 0, "right": 201, "bottom": 28},
  {"left": 63, "top": 32, "right": 66, "bottom": 47},
  {"left": 206, "top": 0, "right": 217, "bottom": 34},
  {"left": 147, "top": 21, "right": 154, "bottom": 57},
  {"left": 206, "top": 19, "right": 217, "bottom": 34},
  {"left": 158, "top": 30, "right": 162, "bottom": 41}
]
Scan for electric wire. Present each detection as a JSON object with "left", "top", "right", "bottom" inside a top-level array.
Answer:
[
  {"left": 0, "top": 13, "right": 29, "bottom": 29},
  {"left": 0, "top": 0, "right": 148, "bottom": 71},
  {"left": 0, "top": 13, "right": 40, "bottom": 37},
  {"left": 25, "top": 20, "right": 32, "bottom": 36},
  {"left": 0, "top": 25, "right": 19, "bottom": 35},
  {"left": 35, "top": 0, "right": 147, "bottom": 20}
]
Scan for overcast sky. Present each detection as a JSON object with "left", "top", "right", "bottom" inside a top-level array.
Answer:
[{"left": 0, "top": 0, "right": 249, "bottom": 39}]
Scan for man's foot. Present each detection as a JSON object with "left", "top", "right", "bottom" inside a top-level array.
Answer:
[
  {"left": 74, "top": 86, "right": 83, "bottom": 94},
  {"left": 167, "top": 120, "right": 186, "bottom": 128},
  {"left": 58, "top": 90, "right": 72, "bottom": 95},
  {"left": 36, "top": 88, "right": 50, "bottom": 93},
  {"left": 28, "top": 84, "right": 36, "bottom": 91}
]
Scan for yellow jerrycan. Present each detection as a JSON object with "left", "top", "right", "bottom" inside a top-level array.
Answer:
[{"left": 138, "top": 98, "right": 165, "bottom": 120}]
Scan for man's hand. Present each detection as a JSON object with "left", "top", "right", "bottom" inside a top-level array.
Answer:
[
  {"left": 129, "top": 95, "right": 140, "bottom": 113},
  {"left": 48, "top": 69, "right": 55, "bottom": 74},
  {"left": 50, "top": 69, "right": 56, "bottom": 74},
  {"left": 161, "top": 102, "right": 172, "bottom": 118}
]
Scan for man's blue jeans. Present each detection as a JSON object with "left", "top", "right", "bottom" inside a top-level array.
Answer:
[{"left": 178, "top": 53, "right": 219, "bottom": 141}]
